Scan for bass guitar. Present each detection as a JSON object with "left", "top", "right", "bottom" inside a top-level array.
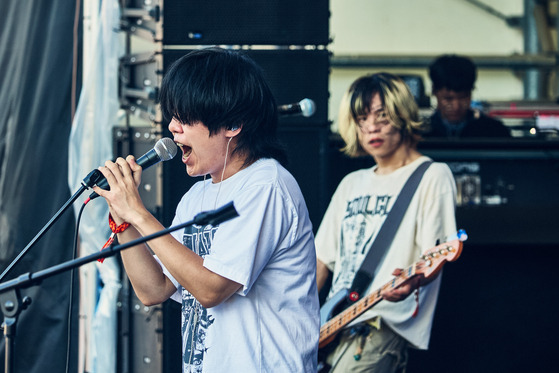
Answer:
[{"left": 319, "top": 231, "right": 466, "bottom": 350}]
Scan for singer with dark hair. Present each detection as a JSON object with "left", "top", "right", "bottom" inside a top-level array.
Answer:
[
  {"left": 315, "top": 72, "right": 457, "bottom": 372},
  {"left": 424, "top": 54, "right": 510, "bottom": 138},
  {"left": 94, "top": 47, "right": 319, "bottom": 372}
]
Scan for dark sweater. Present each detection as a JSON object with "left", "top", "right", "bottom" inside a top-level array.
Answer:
[{"left": 425, "top": 110, "right": 510, "bottom": 138}]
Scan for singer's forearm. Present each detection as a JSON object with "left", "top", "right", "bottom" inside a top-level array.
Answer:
[
  {"left": 122, "top": 212, "right": 242, "bottom": 308},
  {"left": 118, "top": 226, "right": 176, "bottom": 305}
]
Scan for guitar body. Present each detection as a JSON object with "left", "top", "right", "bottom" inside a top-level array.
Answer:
[
  {"left": 317, "top": 289, "right": 350, "bottom": 372},
  {"left": 317, "top": 233, "right": 466, "bottom": 370},
  {"left": 319, "top": 289, "right": 349, "bottom": 327}
]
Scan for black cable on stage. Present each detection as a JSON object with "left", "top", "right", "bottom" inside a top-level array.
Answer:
[{"left": 66, "top": 201, "right": 86, "bottom": 373}]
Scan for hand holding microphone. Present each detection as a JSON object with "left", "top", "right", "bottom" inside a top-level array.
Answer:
[{"left": 84, "top": 137, "right": 178, "bottom": 201}]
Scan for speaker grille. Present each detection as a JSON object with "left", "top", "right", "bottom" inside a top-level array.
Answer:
[{"left": 161, "top": 0, "right": 330, "bottom": 45}]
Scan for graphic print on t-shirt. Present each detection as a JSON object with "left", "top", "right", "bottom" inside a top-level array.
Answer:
[
  {"left": 181, "top": 223, "right": 218, "bottom": 372},
  {"left": 330, "top": 193, "right": 392, "bottom": 297}
]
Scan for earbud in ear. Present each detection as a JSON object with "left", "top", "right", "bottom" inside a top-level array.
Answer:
[{"left": 229, "top": 125, "right": 240, "bottom": 131}]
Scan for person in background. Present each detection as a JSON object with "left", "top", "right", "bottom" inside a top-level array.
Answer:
[
  {"left": 425, "top": 54, "right": 510, "bottom": 138},
  {"left": 316, "top": 72, "right": 457, "bottom": 372},
  {"left": 94, "top": 47, "right": 319, "bottom": 372}
]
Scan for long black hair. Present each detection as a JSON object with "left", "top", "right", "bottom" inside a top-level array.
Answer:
[{"left": 159, "top": 47, "right": 287, "bottom": 166}]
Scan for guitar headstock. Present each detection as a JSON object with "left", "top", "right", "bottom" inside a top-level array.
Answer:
[{"left": 416, "top": 230, "right": 466, "bottom": 279}]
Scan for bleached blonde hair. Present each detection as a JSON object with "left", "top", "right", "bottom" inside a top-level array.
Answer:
[{"left": 338, "top": 72, "right": 425, "bottom": 158}]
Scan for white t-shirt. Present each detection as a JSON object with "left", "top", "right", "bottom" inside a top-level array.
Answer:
[
  {"left": 159, "top": 158, "right": 319, "bottom": 372},
  {"left": 315, "top": 156, "right": 456, "bottom": 349}
]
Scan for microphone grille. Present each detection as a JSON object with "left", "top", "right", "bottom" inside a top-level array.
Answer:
[
  {"left": 299, "top": 98, "right": 316, "bottom": 117},
  {"left": 155, "top": 137, "right": 178, "bottom": 161}
]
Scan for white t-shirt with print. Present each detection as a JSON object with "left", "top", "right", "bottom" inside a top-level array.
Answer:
[{"left": 159, "top": 158, "right": 319, "bottom": 372}]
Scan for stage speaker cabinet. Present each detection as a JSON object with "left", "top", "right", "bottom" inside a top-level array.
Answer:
[
  {"left": 122, "top": 0, "right": 330, "bottom": 46},
  {"left": 420, "top": 141, "right": 559, "bottom": 246},
  {"left": 119, "top": 48, "right": 330, "bottom": 127},
  {"left": 277, "top": 125, "right": 331, "bottom": 230}
]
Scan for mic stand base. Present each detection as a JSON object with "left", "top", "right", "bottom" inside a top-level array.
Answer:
[{"left": 0, "top": 288, "right": 31, "bottom": 373}]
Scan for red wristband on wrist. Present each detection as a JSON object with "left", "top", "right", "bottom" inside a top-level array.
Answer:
[{"left": 98, "top": 214, "right": 130, "bottom": 263}]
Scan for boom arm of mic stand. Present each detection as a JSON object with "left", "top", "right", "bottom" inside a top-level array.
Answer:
[
  {"left": 0, "top": 201, "right": 239, "bottom": 294},
  {"left": 0, "top": 201, "right": 238, "bottom": 373}
]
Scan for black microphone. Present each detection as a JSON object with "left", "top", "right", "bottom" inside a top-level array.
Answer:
[
  {"left": 278, "top": 98, "right": 316, "bottom": 117},
  {"left": 86, "top": 137, "right": 178, "bottom": 201}
]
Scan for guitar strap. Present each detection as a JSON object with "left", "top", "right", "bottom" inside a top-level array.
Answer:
[{"left": 349, "top": 160, "right": 433, "bottom": 299}]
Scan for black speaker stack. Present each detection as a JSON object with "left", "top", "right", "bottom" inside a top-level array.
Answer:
[{"left": 115, "top": 1, "right": 331, "bottom": 372}]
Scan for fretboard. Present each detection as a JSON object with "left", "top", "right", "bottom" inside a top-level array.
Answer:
[{"left": 319, "top": 263, "right": 418, "bottom": 345}]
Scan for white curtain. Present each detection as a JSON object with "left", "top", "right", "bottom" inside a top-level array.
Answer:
[{"left": 67, "top": 0, "right": 123, "bottom": 372}]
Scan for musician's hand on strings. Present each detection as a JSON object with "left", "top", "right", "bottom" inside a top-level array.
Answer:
[{"left": 381, "top": 269, "right": 422, "bottom": 302}]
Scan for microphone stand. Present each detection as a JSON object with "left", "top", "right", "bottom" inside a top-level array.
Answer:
[
  {"left": 0, "top": 202, "right": 238, "bottom": 373},
  {"left": 0, "top": 170, "right": 104, "bottom": 283}
]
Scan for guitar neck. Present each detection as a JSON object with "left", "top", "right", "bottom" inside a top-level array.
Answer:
[{"left": 319, "top": 263, "right": 417, "bottom": 345}]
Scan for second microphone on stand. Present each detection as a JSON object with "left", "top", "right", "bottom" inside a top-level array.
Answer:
[{"left": 278, "top": 98, "right": 316, "bottom": 117}]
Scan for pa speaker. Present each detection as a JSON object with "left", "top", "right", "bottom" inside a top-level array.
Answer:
[
  {"left": 123, "top": 0, "right": 330, "bottom": 46},
  {"left": 277, "top": 125, "right": 331, "bottom": 231}
]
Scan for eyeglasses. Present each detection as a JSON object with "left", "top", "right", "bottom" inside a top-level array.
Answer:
[{"left": 355, "top": 108, "right": 391, "bottom": 131}]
